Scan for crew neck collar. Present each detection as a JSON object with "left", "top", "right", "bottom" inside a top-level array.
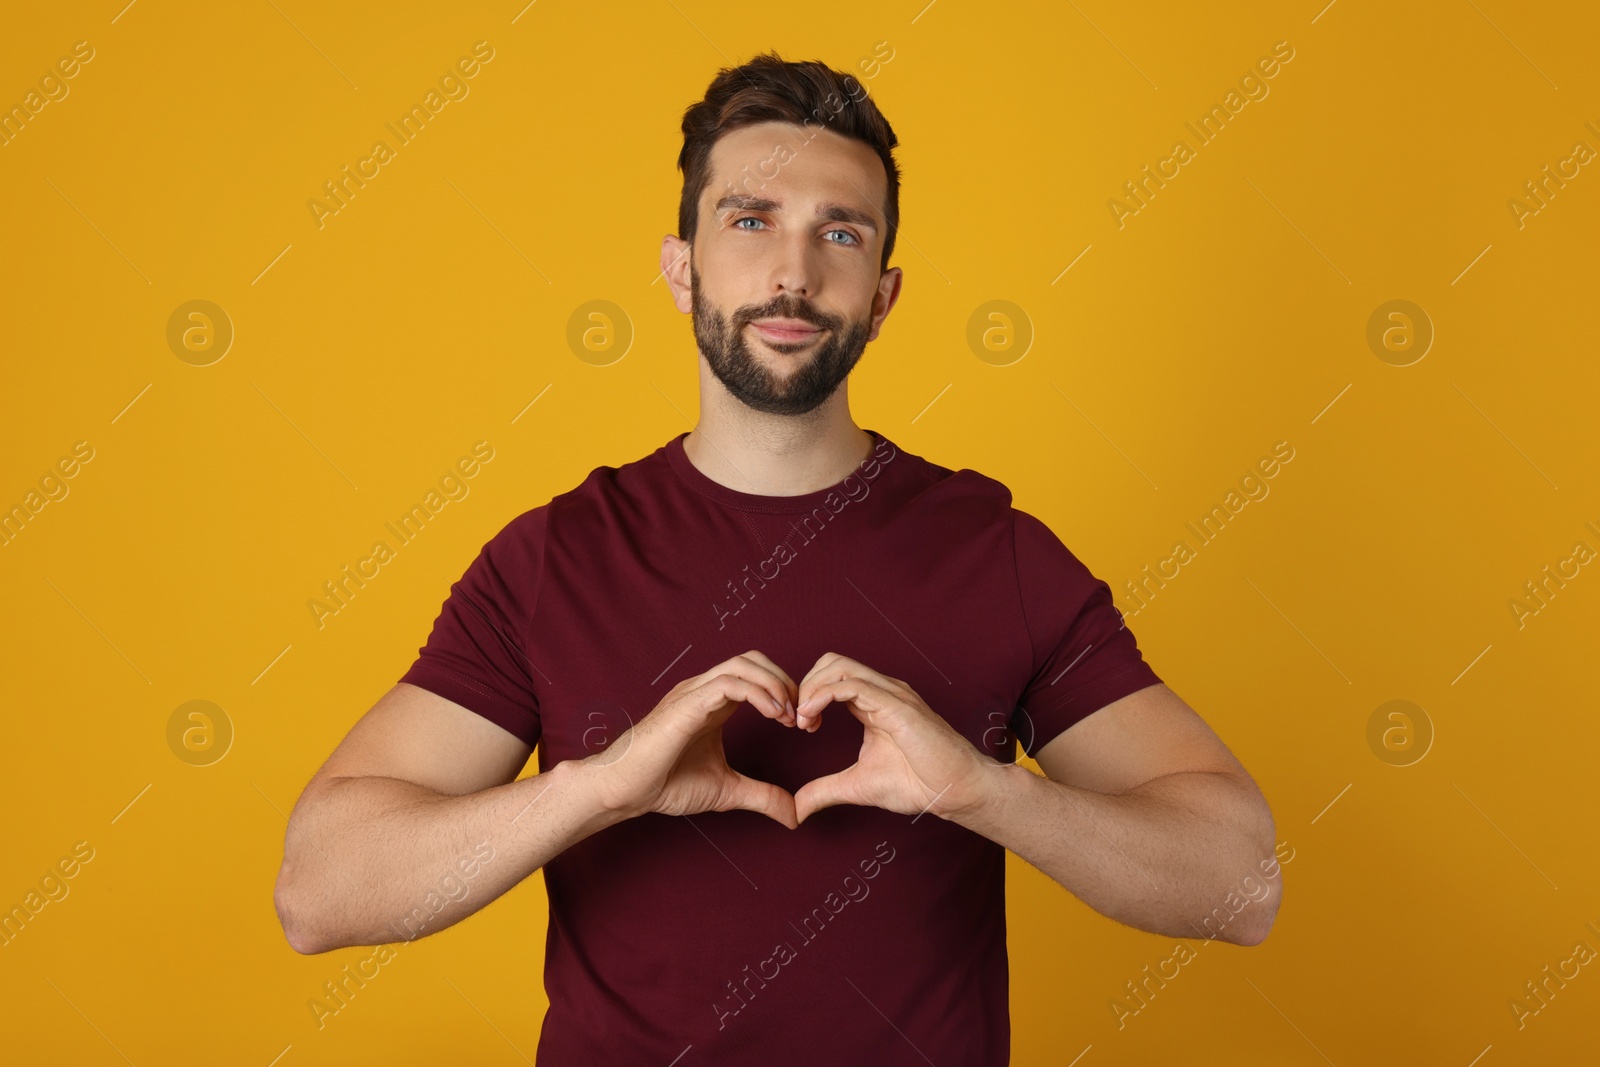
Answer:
[{"left": 665, "top": 429, "right": 890, "bottom": 514}]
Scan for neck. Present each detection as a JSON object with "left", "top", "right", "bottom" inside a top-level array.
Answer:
[{"left": 683, "top": 361, "right": 873, "bottom": 497}]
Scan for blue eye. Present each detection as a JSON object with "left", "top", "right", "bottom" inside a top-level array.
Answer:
[{"left": 731, "top": 216, "right": 860, "bottom": 246}]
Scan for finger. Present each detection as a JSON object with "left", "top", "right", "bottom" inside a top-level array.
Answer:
[
  {"left": 794, "top": 766, "right": 862, "bottom": 825},
  {"left": 679, "top": 674, "right": 788, "bottom": 734},
  {"left": 795, "top": 677, "right": 896, "bottom": 731},
  {"left": 733, "top": 650, "right": 800, "bottom": 709},
  {"left": 724, "top": 771, "right": 798, "bottom": 829},
  {"left": 697, "top": 654, "right": 796, "bottom": 724},
  {"left": 797, "top": 651, "right": 847, "bottom": 694},
  {"left": 699, "top": 658, "right": 793, "bottom": 722},
  {"left": 797, "top": 655, "right": 900, "bottom": 716}
]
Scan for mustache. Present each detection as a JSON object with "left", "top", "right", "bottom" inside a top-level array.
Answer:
[{"left": 737, "top": 302, "right": 838, "bottom": 330}]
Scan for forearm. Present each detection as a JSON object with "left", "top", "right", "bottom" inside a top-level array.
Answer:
[
  {"left": 275, "top": 758, "right": 624, "bottom": 953},
  {"left": 951, "top": 762, "right": 1280, "bottom": 944}
]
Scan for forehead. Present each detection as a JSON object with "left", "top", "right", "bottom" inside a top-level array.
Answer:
[{"left": 705, "top": 120, "right": 886, "bottom": 219}]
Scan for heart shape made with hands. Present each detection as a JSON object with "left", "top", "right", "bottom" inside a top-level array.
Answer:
[{"left": 697, "top": 650, "right": 998, "bottom": 828}]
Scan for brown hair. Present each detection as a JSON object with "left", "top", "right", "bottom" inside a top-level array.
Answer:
[{"left": 676, "top": 51, "right": 902, "bottom": 272}]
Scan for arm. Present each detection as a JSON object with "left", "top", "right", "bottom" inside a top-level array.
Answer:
[
  {"left": 951, "top": 682, "right": 1281, "bottom": 945},
  {"left": 272, "top": 682, "right": 626, "bottom": 954},
  {"left": 274, "top": 652, "right": 803, "bottom": 954},
  {"left": 790, "top": 659, "right": 1281, "bottom": 946}
]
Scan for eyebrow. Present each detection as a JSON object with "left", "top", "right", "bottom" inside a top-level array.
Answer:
[{"left": 712, "top": 193, "right": 879, "bottom": 235}]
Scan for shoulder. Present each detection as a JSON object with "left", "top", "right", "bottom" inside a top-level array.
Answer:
[
  {"left": 1005, "top": 492, "right": 1111, "bottom": 591},
  {"left": 541, "top": 441, "right": 673, "bottom": 530},
  {"left": 883, "top": 439, "right": 1015, "bottom": 526},
  {"left": 469, "top": 502, "right": 551, "bottom": 579}
]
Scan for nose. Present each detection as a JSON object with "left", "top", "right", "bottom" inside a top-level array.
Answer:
[{"left": 767, "top": 229, "right": 817, "bottom": 299}]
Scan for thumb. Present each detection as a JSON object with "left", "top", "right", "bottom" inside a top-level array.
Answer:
[
  {"left": 723, "top": 771, "right": 798, "bottom": 830},
  {"left": 794, "top": 766, "right": 861, "bottom": 826}
]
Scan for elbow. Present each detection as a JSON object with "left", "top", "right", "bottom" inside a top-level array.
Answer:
[
  {"left": 1231, "top": 782, "right": 1281, "bottom": 946},
  {"left": 1229, "top": 868, "right": 1282, "bottom": 947},
  {"left": 1205, "top": 818, "right": 1284, "bottom": 947},
  {"left": 274, "top": 866, "right": 330, "bottom": 955},
  {"left": 1229, "top": 906, "right": 1278, "bottom": 946}
]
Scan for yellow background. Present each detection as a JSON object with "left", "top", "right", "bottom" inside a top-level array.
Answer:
[{"left": 3, "top": 1, "right": 1598, "bottom": 1063}]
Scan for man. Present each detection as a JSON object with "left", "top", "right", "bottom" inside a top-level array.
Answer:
[{"left": 273, "top": 51, "right": 1279, "bottom": 1064}]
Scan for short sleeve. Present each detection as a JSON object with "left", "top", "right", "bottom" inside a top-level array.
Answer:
[
  {"left": 397, "top": 507, "right": 546, "bottom": 747},
  {"left": 1010, "top": 509, "right": 1162, "bottom": 757}
]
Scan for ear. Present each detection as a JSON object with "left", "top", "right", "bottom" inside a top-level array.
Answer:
[
  {"left": 866, "top": 266, "right": 902, "bottom": 343},
  {"left": 661, "top": 235, "right": 693, "bottom": 314}
]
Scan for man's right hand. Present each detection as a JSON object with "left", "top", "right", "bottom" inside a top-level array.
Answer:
[{"left": 581, "top": 651, "right": 802, "bottom": 829}]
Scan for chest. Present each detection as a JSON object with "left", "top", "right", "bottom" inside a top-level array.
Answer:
[{"left": 525, "top": 504, "right": 1033, "bottom": 784}]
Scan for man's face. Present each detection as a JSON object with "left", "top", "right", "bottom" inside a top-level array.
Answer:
[
  {"left": 688, "top": 257, "right": 872, "bottom": 416},
  {"left": 667, "top": 121, "right": 901, "bottom": 417}
]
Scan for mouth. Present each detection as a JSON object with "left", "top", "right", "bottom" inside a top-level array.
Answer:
[{"left": 749, "top": 321, "right": 824, "bottom": 345}]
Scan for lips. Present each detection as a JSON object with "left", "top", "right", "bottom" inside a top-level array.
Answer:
[{"left": 750, "top": 321, "right": 822, "bottom": 343}]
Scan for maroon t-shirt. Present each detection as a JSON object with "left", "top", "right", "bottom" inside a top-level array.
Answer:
[{"left": 399, "top": 429, "right": 1162, "bottom": 1065}]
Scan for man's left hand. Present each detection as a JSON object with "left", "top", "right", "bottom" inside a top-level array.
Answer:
[{"left": 791, "top": 653, "right": 1001, "bottom": 826}]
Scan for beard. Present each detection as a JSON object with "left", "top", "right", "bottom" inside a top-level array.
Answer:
[{"left": 690, "top": 261, "right": 873, "bottom": 417}]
